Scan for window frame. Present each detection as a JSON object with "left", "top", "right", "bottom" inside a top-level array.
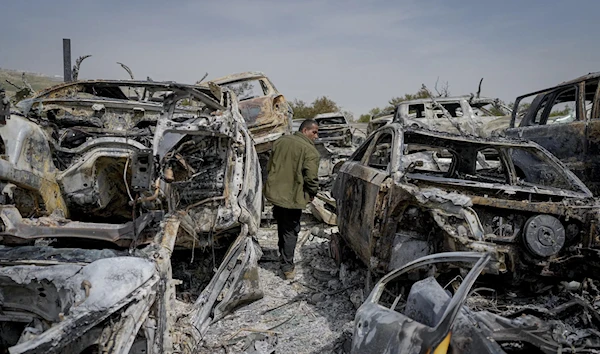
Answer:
[
  {"left": 528, "top": 85, "right": 580, "bottom": 126},
  {"left": 366, "top": 131, "right": 395, "bottom": 172},
  {"left": 356, "top": 127, "right": 398, "bottom": 173}
]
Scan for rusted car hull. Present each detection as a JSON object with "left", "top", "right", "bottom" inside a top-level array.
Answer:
[
  {"left": 333, "top": 124, "right": 599, "bottom": 282},
  {"left": 0, "top": 82, "right": 264, "bottom": 353},
  {"left": 202, "top": 72, "right": 293, "bottom": 155}
]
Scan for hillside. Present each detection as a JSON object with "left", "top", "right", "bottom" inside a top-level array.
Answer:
[{"left": 0, "top": 68, "right": 62, "bottom": 98}]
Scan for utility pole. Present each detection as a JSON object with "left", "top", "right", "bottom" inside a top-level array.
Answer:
[{"left": 63, "top": 38, "right": 72, "bottom": 82}]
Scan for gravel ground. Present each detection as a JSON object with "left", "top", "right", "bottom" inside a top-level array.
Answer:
[{"left": 195, "top": 214, "right": 364, "bottom": 354}]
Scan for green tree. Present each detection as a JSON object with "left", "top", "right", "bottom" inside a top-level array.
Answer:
[
  {"left": 312, "top": 96, "right": 340, "bottom": 116},
  {"left": 358, "top": 114, "right": 371, "bottom": 123},
  {"left": 290, "top": 96, "right": 341, "bottom": 119},
  {"left": 289, "top": 99, "right": 313, "bottom": 119},
  {"left": 550, "top": 105, "right": 572, "bottom": 117},
  {"left": 369, "top": 107, "right": 382, "bottom": 117}
]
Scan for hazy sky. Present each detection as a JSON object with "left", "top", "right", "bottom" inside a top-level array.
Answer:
[{"left": 1, "top": 0, "right": 598, "bottom": 116}]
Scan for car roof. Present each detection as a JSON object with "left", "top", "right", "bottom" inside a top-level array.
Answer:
[
  {"left": 34, "top": 79, "right": 216, "bottom": 98},
  {"left": 28, "top": 79, "right": 225, "bottom": 110},
  {"left": 387, "top": 123, "right": 541, "bottom": 148},
  {"left": 516, "top": 72, "right": 600, "bottom": 100},
  {"left": 396, "top": 95, "right": 499, "bottom": 106},
  {"left": 314, "top": 112, "right": 346, "bottom": 119},
  {"left": 205, "top": 71, "right": 268, "bottom": 85}
]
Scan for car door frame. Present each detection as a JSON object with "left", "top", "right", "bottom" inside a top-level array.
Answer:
[
  {"left": 334, "top": 127, "right": 399, "bottom": 265},
  {"left": 505, "top": 83, "right": 588, "bottom": 181}
]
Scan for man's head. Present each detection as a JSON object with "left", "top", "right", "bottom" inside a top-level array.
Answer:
[{"left": 299, "top": 119, "right": 318, "bottom": 142}]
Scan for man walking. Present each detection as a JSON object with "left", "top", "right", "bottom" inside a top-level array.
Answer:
[{"left": 265, "top": 119, "right": 320, "bottom": 280}]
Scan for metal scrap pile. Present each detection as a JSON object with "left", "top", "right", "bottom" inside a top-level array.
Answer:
[{"left": 0, "top": 79, "right": 266, "bottom": 353}]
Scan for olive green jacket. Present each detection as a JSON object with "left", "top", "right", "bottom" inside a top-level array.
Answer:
[{"left": 265, "top": 132, "right": 320, "bottom": 210}]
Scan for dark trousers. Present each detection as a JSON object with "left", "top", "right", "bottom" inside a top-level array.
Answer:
[{"left": 273, "top": 205, "right": 302, "bottom": 273}]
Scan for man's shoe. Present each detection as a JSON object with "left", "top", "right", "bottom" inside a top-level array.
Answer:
[{"left": 283, "top": 269, "right": 296, "bottom": 280}]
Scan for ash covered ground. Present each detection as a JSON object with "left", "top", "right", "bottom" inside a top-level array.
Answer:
[{"left": 193, "top": 212, "right": 364, "bottom": 354}]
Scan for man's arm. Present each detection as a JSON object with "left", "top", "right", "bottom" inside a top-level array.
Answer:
[{"left": 302, "top": 150, "right": 320, "bottom": 198}]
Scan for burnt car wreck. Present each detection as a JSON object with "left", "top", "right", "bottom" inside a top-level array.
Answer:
[
  {"left": 0, "top": 80, "right": 263, "bottom": 353},
  {"left": 352, "top": 252, "right": 600, "bottom": 353},
  {"left": 332, "top": 123, "right": 600, "bottom": 281},
  {"left": 504, "top": 72, "right": 600, "bottom": 195},
  {"left": 201, "top": 71, "right": 293, "bottom": 155},
  {"left": 314, "top": 112, "right": 354, "bottom": 147},
  {"left": 367, "top": 95, "right": 511, "bottom": 138}
]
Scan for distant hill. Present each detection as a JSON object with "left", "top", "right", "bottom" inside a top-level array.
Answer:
[{"left": 0, "top": 68, "right": 62, "bottom": 99}]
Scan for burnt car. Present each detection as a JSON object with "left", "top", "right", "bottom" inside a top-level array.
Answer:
[
  {"left": 504, "top": 72, "right": 600, "bottom": 195},
  {"left": 202, "top": 71, "right": 293, "bottom": 155},
  {"left": 352, "top": 252, "right": 600, "bottom": 353},
  {"left": 314, "top": 112, "right": 353, "bottom": 147},
  {"left": 374, "top": 96, "right": 511, "bottom": 137},
  {"left": 0, "top": 81, "right": 262, "bottom": 353},
  {"left": 332, "top": 123, "right": 600, "bottom": 281}
]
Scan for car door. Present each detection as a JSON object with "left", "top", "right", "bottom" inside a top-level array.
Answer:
[
  {"left": 505, "top": 84, "right": 587, "bottom": 181},
  {"left": 333, "top": 128, "right": 397, "bottom": 264},
  {"left": 584, "top": 78, "right": 600, "bottom": 194}
]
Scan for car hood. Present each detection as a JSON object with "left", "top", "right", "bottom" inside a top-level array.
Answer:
[{"left": 0, "top": 255, "right": 156, "bottom": 320}]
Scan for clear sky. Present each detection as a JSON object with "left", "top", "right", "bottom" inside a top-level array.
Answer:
[{"left": 0, "top": 0, "right": 597, "bottom": 117}]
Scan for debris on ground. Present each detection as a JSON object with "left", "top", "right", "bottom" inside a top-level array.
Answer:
[{"left": 196, "top": 213, "right": 363, "bottom": 354}]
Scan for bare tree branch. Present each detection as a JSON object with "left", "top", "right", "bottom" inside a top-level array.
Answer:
[
  {"left": 434, "top": 77, "right": 450, "bottom": 97},
  {"left": 195, "top": 73, "right": 209, "bottom": 85},
  {"left": 117, "top": 62, "right": 136, "bottom": 80},
  {"left": 116, "top": 62, "right": 142, "bottom": 100},
  {"left": 4, "top": 79, "right": 22, "bottom": 90},
  {"left": 476, "top": 78, "right": 483, "bottom": 99},
  {"left": 72, "top": 55, "right": 92, "bottom": 81},
  {"left": 441, "top": 81, "right": 450, "bottom": 97}
]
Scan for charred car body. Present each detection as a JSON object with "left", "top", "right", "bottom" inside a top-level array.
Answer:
[
  {"left": 504, "top": 72, "right": 600, "bottom": 195},
  {"left": 332, "top": 123, "right": 600, "bottom": 282},
  {"left": 0, "top": 80, "right": 262, "bottom": 353},
  {"left": 352, "top": 252, "right": 600, "bottom": 353},
  {"left": 202, "top": 71, "right": 293, "bottom": 155},
  {"left": 314, "top": 112, "right": 353, "bottom": 147},
  {"left": 367, "top": 96, "right": 511, "bottom": 137}
]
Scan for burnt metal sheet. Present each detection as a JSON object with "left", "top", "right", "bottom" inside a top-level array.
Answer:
[{"left": 0, "top": 206, "right": 162, "bottom": 247}]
